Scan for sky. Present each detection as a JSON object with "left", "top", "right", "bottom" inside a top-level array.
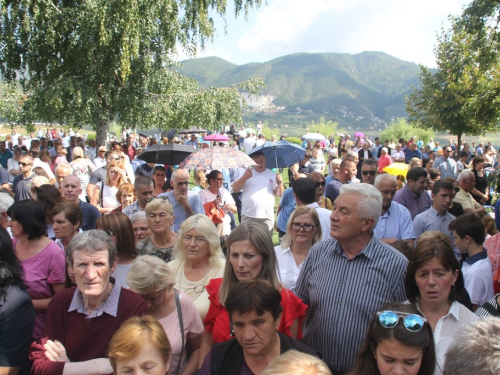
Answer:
[{"left": 179, "top": 0, "right": 472, "bottom": 68}]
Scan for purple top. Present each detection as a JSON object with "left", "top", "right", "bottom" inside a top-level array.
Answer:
[
  {"left": 393, "top": 184, "right": 432, "bottom": 220},
  {"left": 15, "top": 238, "right": 65, "bottom": 339}
]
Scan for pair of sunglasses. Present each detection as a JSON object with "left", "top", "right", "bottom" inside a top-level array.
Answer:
[{"left": 377, "top": 311, "right": 426, "bottom": 332}]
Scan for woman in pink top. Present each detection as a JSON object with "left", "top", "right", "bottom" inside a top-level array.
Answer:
[{"left": 7, "top": 200, "right": 65, "bottom": 340}]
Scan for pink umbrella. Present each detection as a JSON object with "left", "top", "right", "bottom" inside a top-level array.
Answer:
[
  {"left": 354, "top": 131, "right": 365, "bottom": 139},
  {"left": 203, "top": 134, "right": 230, "bottom": 141}
]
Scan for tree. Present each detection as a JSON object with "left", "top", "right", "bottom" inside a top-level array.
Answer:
[
  {"left": 380, "top": 118, "right": 434, "bottom": 145},
  {"left": 406, "top": 4, "right": 500, "bottom": 150},
  {"left": 0, "top": 0, "right": 263, "bottom": 145}
]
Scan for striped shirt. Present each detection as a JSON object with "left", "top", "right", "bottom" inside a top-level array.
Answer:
[{"left": 295, "top": 236, "right": 408, "bottom": 374}]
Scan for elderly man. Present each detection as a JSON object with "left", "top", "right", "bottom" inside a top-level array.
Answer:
[
  {"left": 454, "top": 170, "right": 486, "bottom": 216},
  {"left": 373, "top": 174, "right": 415, "bottom": 245},
  {"left": 393, "top": 167, "right": 432, "bottom": 220},
  {"left": 232, "top": 151, "right": 283, "bottom": 234},
  {"left": 360, "top": 159, "right": 378, "bottom": 185},
  {"left": 29, "top": 230, "right": 148, "bottom": 375},
  {"left": 404, "top": 142, "right": 423, "bottom": 164},
  {"left": 55, "top": 164, "right": 72, "bottom": 188},
  {"left": 93, "top": 146, "right": 107, "bottom": 169},
  {"left": 158, "top": 169, "right": 204, "bottom": 232},
  {"left": 12, "top": 155, "right": 37, "bottom": 201},
  {"left": 325, "top": 155, "right": 357, "bottom": 203},
  {"left": 122, "top": 176, "right": 154, "bottom": 219},
  {"left": 295, "top": 183, "right": 408, "bottom": 374},
  {"left": 433, "top": 145, "right": 458, "bottom": 179},
  {"left": 391, "top": 143, "right": 405, "bottom": 163},
  {"left": 184, "top": 133, "right": 199, "bottom": 148},
  {"left": 377, "top": 147, "right": 392, "bottom": 174},
  {"left": 61, "top": 175, "right": 100, "bottom": 231}
]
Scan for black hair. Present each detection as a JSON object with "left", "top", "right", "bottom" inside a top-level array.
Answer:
[
  {"left": 449, "top": 212, "right": 485, "bottom": 245},
  {"left": 0, "top": 226, "right": 28, "bottom": 298},
  {"left": 292, "top": 178, "right": 316, "bottom": 204},
  {"left": 206, "top": 170, "right": 222, "bottom": 182},
  {"left": 432, "top": 179, "right": 454, "bottom": 195},
  {"left": 407, "top": 167, "right": 428, "bottom": 183},
  {"left": 7, "top": 200, "right": 47, "bottom": 240}
]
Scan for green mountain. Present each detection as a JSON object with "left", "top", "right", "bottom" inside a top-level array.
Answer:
[{"left": 179, "top": 52, "right": 422, "bottom": 128}]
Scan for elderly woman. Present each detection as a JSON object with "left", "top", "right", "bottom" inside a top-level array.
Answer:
[
  {"left": 405, "top": 235, "right": 477, "bottom": 374},
  {"left": 7, "top": 200, "right": 65, "bottom": 340},
  {"left": 128, "top": 256, "right": 204, "bottom": 375},
  {"left": 96, "top": 213, "right": 137, "bottom": 288},
  {"left": 274, "top": 207, "right": 321, "bottom": 291},
  {"left": 199, "top": 280, "right": 316, "bottom": 374},
  {"left": 137, "top": 197, "right": 176, "bottom": 263},
  {"left": 29, "top": 230, "right": 148, "bottom": 375},
  {"left": 307, "top": 172, "right": 332, "bottom": 209},
  {"left": 112, "top": 183, "right": 136, "bottom": 213},
  {"left": 201, "top": 223, "right": 308, "bottom": 365},
  {"left": 168, "top": 215, "right": 225, "bottom": 319},
  {"left": 108, "top": 316, "right": 172, "bottom": 375},
  {"left": 70, "top": 146, "right": 95, "bottom": 201},
  {"left": 153, "top": 166, "right": 168, "bottom": 197},
  {"left": 0, "top": 225, "right": 36, "bottom": 374},
  {"left": 91, "top": 160, "right": 128, "bottom": 214},
  {"left": 51, "top": 202, "right": 82, "bottom": 251},
  {"left": 131, "top": 211, "right": 151, "bottom": 245}
]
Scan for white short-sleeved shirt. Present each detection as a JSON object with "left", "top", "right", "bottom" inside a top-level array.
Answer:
[
  {"left": 461, "top": 250, "right": 495, "bottom": 306},
  {"left": 198, "top": 188, "right": 235, "bottom": 234},
  {"left": 241, "top": 169, "right": 277, "bottom": 220}
]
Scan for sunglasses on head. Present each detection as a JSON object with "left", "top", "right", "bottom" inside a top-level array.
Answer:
[
  {"left": 362, "top": 171, "right": 376, "bottom": 176},
  {"left": 316, "top": 181, "right": 326, "bottom": 187},
  {"left": 377, "top": 311, "right": 426, "bottom": 332}
]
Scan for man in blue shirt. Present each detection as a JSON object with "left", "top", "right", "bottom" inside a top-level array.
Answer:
[
  {"left": 373, "top": 174, "right": 415, "bottom": 246},
  {"left": 404, "top": 142, "right": 423, "bottom": 164},
  {"left": 0, "top": 141, "right": 13, "bottom": 169}
]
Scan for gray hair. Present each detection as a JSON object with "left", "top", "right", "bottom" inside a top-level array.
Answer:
[
  {"left": 66, "top": 230, "right": 117, "bottom": 267},
  {"left": 381, "top": 147, "right": 388, "bottom": 154},
  {"left": 127, "top": 255, "right": 175, "bottom": 295},
  {"left": 444, "top": 317, "right": 500, "bottom": 375},
  {"left": 131, "top": 211, "right": 147, "bottom": 223},
  {"left": 339, "top": 183, "right": 382, "bottom": 229},
  {"left": 374, "top": 173, "right": 397, "bottom": 189},
  {"left": 134, "top": 176, "right": 152, "bottom": 190},
  {"left": 0, "top": 192, "right": 14, "bottom": 214},
  {"left": 457, "top": 169, "right": 474, "bottom": 183},
  {"left": 55, "top": 163, "right": 72, "bottom": 175},
  {"left": 171, "top": 168, "right": 188, "bottom": 182}
]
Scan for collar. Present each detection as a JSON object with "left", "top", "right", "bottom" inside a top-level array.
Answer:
[
  {"left": 68, "top": 279, "right": 121, "bottom": 319},
  {"left": 307, "top": 202, "right": 320, "bottom": 209},
  {"left": 465, "top": 249, "right": 488, "bottom": 265},
  {"left": 428, "top": 206, "right": 448, "bottom": 218},
  {"left": 334, "top": 234, "right": 376, "bottom": 260},
  {"left": 281, "top": 246, "right": 292, "bottom": 255}
]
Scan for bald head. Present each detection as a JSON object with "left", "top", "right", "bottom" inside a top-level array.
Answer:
[
  {"left": 61, "top": 175, "right": 82, "bottom": 202},
  {"left": 172, "top": 168, "right": 190, "bottom": 196}
]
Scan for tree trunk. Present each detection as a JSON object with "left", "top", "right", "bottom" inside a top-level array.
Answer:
[
  {"left": 455, "top": 133, "right": 462, "bottom": 160},
  {"left": 96, "top": 120, "right": 110, "bottom": 148}
]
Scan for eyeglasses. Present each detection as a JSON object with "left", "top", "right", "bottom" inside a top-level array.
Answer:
[
  {"left": 110, "top": 157, "right": 120, "bottom": 161},
  {"left": 377, "top": 311, "right": 427, "bottom": 332},
  {"left": 362, "top": 171, "right": 376, "bottom": 176},
  {"left": 145, "top": 196, "right": 170, "bottom": 204},
  {"left": 182, "top": 235, "right": 207, "bottom": 244},
  {"left": 19, "top": 162, "right": 32, "bottom": 167},
  {"left": 291, "top": 222, "right": 317, "bottom": 232},
  {"left": 215, "top": 178, "right": 223, "bottom": 181},
  {"left": 99, "top": 150, "right": 106, "bottom": 153},
  {"left": 315, "top": 181, "right": 326, "bottom": 187},
  {"left": 176, "top": 181, "right": 189, "bottom": 186},
  {"left": 102, "top": 230, "right": 115, "bottom": 236}
]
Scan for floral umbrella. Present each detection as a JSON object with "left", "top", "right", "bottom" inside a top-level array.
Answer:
[{"left": 178, "top": 146, "right": 256, "bottom": 170}]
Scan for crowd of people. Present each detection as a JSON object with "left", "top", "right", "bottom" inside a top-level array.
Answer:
[{"left": 2, "top": 126, "right": 500, "bottom": 375}]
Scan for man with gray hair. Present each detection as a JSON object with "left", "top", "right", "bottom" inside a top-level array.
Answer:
[
  {"left": 122, "top": 176, "right": 154, "bottom": 219},
  {"left": 0, "top": 192, "right": 14, "bottom": 232},
  {"left": 444, "top": 317, "right": 500, "bottom": 375},
  {"left": 61, "top": 175, "right": 100, "bottom": 231},
  {"left": 454, "top": 170, "right": 486, "bottom": 216},
  {"left": 373, "top": 174, "right": 415, "bottom": 245},
  {"left": 295, "top": 183, "right": 408, "bottom": 374},
  {"left": 29, "top": 230, "right": 148, "bottom": 375}
]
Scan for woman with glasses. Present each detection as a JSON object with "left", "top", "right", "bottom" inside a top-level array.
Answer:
[
  {"left": 168, "top": 215, "right": 225, "bottom": 320},
  {"left": 131, "top": 211, "right": 151, "bottom": 245},
  {"left": 127, "top": 256, "right": 204, "bottom": 375},
  {"left": 152, "top": 166, "right": 168, "bottom": 196},
  {"left": 405, "top": 235, "right": 477, "bottom": 374},
  {"left": 350, "top": 302, "right": 436, "bottom": 375},
  {"left": 200, "top": 223, "right": 308, "bottom": 364},
  {"left": 137, "top": 197, "right": 177, "bottom": 264},
  {"left": 274, "top": 207, "right": 321, "bottom": 291},
  {"left": 96, "top": 212, "right": 137, "bottom": 288},
  {"left": 307, "top": 171, "right": 333, "bottom": 209},
  {"left": 91, "top": 160, "right": 128, "bottom": 214}
]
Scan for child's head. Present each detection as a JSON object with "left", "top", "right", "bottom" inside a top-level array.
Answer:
[{"left": 449, "top": 212, "right": 485, "bottom": 250}]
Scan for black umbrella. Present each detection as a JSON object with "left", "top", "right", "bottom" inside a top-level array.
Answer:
[{"left": 138, "top": 144, "right": 194, "bottom": 165}]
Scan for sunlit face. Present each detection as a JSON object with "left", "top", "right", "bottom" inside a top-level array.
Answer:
[
  {"left": 153, "top": 171, "right": 166, "bottom": 189},
  {"left": 378, "top": 178, "right": 398, "bottom": 211},
  {"left": 19, "top": 157, "right": 33, "bottom": 174},
  {"left": 210, "top": 173, "right": 223, "bottom": 189},
  {"left": 344, "top": 161, "right": 357, "bottom": 180},
  {"left": 115, "top": 340, "right": 169, "bottom": 375},
  {"left": 61, "top": 177, "right": 82, "bottom": 202},
  {"left": 331, "top": 162, "right": 340, "bottom": 178},
  {"left": 232, "top": 309, "right": 279, "bottom": 357},
  {"left": 121, "top": 190, "right": 135, "bottom": 207},
  {"left": 330, "top": 193, "right": 369, "bottom": 242},
  {"left": 173, "top": 171, "right": 190, "bottom": 196},
  {"left": 431, "top": 189, "right": 454, "bottom": 214},
  {"left": 229, "top": 239, "right": 263, "bottom": 282},
  {"left": 374, "top": 338, "right": 423, "bottom": 375},
  {"left": 181, "top": 229, "right": 210, "bottom": 262},
  {"left": 251, "top": 154, "right": 267, "bottom": 173},
  {"left": 133, "top": 219, "right": 151, "bottom": 243},
  {"left": 52, "top": 212, "right": 79, "bottom": 240},
  {"left": 415, "top": 257, "right": 458, "bottom": 307},
  {"left": 147, "top": 206, "right": 173, "bottom": 234},
  {"left": 361, "top": 165, "right": 378, "bottom": 185},
  {"left": 108, "top": 168, "right": 121, "bottom": 181},
  {"left": 72, "top": 249, "right": 116, "bottom": 299},
  {"left": 290, "top": 213, "right": 318, "bottom": 246},
  {"left": 7, "top": 216, "right": 25, "bottom": 238},
  {"left": 136, "top": 183, "right": 154, "bottom": 208}
]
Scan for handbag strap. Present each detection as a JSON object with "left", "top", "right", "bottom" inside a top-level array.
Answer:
[{"left": 174, "top": 289, "right": 184, "bottom": 375}]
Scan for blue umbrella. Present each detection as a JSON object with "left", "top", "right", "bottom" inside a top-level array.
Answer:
[{"left": 249, "top": 140, "right": 305, "bottom": 169}]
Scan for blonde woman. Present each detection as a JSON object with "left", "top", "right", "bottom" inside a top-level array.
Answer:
[
  {"left": 191, "top": 169, "right": 208, "bottom": 193},
  {"left": 70, "top": 146, "right": 95, "bottom": 201},
  {"left": 168, "top": 215, "right": 225, "bottom": 320},
  {"left": 90, "top": 160, "right": 128, "bottom": 214},
  {"left": 127, "top": 256, "right": 204, "bottom": 375}
]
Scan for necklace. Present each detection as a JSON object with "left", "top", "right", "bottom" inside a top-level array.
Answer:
[{"left": 177, "top": 262, "right": 213, "bottom": 300}]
